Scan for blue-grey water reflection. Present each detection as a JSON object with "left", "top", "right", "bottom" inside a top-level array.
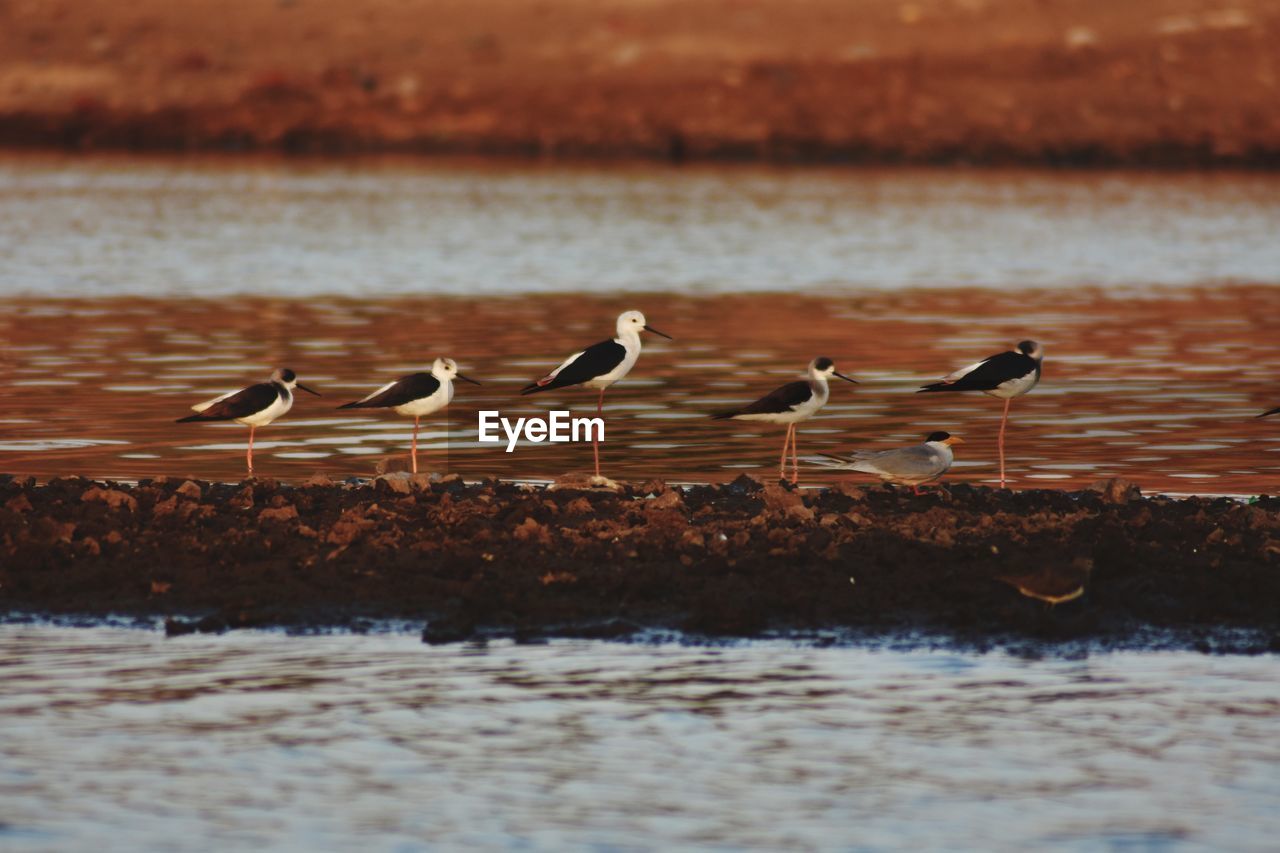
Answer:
[
  {"left": 1, "top": 626, "right": 1278, "bottom": 850},
  {"left": 3, "top": 156, "right": 1280, "bottom": 297}
]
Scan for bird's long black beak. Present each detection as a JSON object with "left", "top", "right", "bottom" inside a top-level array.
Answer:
[
  {"left": 643, "top": 324, "right": 672, "bottom": 340},
  {"left": 834, "top": 371, "right": 859, "bottom": 385},
  {"left": 297, "top": 383, "right": 321, "bottom": 396},
  {"left": 457, "top": 373, "right": 482, "bottom": 386}
]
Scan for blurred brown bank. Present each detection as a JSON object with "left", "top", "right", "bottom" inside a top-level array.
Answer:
[{"left": 1, "top": 0, "right": 1278, "bottom": 164}]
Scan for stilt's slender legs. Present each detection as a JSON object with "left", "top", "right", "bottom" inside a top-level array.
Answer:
[
  {"left": 998, "top": 397, "right": 1011, "bottom": 488},
  {"left": 790, "top": 426, "right": 800, "bottom": 484},
  {"left": 247, "top": 425, "right": 255, "bottom": 478},
  {"left": 411, "top": 416, "right": 420, "bottom": 475},
  {"left": 779, "top": 426, "right": 790, "bottom": 479},
  {"left": 593, "top": 388, "right": 605, "bottom": 478},
  {"left": 779, "top": 424, "right": 795, "bottom": 481}
]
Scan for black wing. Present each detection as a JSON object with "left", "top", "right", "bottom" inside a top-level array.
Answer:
[
  {"left": 521, "top": 339, "right": 627, "bottom": 395},
  {"left": 712, "top": 380, "right": 812, "bottom": 419},
  {"left": 339, "top": 373, "right": 440, "bottom": 409},
  {"left": 176, "top": 382, "right": 280, "bottom": 422},
  {"left": 918, "top": 351, "right": 1037, "bottom": 393}
]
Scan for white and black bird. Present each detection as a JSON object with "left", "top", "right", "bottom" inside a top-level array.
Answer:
[
  {"left": 918, "top": 340, "right": 1043, "bottom": 488},
  {"left": 815, "top": 431, "right": 964, "bottom": 494},
  {"left": 177, "top": 367, "right": 319, "bottom": 477},
  {"left": 712, "top": 356, "right": 858, "bottom": 484},
  {"left": 520, "top": 310, "right": 671, "bottom": 480},
  {"left": 338, "top": 357, "right": 480, "bottom": 474}
]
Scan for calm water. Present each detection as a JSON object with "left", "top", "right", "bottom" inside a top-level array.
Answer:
[
  {"left": 3, "top": 157, "right": 1280, "bottom": 491},
  {"left": 3, "top": 156, "right": 1280, "bottom": 297},
  {"left": 4, "top": 159, "right": 1280, "bottom": 848},
  {"left": 2, "top": 626, "right": 1279, "bottom": 851},
  {"left": 1, "top": 290, "right": 1279, "bottom": 492}
]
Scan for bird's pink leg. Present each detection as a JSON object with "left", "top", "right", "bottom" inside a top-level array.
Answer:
[
  {"left": 411, "top": 416, "right": 420, "bottom": 475},
  {"left": 787, "top": 425, "right": 799, "bottom": 485},
  {"left": 779, "top": 425, "right": 792, "bottom": 481},
  {"left": 998, "top": 397, "right": 1011, "bottom": 488},
  {"left": 247, "top": 425, "right": 255, "bottom": 478},
  {"left": 594, "top": 388, "right": 605, "bottom": 478}
]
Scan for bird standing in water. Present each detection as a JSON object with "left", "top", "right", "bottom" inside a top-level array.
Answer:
[
  {"left": 521, "top": 310, "right": 671, "bottom": 481},
  {"left": 338, "top": 357, "right": 479, "bottom": 474},
  {"left": 918, "top": 340, "right": 1043, "bottom": 488},
  {"left": 177, "top": 368, "right": 319, "bottom": 477},
  {"left": 712, "top": 356, "right": 858, "bottom": 484}
]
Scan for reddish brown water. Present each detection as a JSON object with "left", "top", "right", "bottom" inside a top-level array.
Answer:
[{"left": 2, "top": 288, "right": 1278, "bottom": 494}]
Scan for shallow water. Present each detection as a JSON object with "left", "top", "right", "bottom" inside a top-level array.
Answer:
[
  {"left": 1, "top": 290, "right": 1279, "bottom": 492},
  {"left": 2, "top": 156, "right": 1280, "bottom": 491},
  {"left": 1, "top": 626, "right": 1278, "bottom": 851},
  {"left": 3, "top": 156, "right": 1280, "bottom": 297},
  {"left": 6, "top": 157, "right": 1279, "bottom": 852}
]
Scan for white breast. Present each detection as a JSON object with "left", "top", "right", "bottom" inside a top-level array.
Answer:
[
  {"left": 985, "top": 370, "right": 1040, "bottom": 400},
  {"left": 236, "top": 387, "right": 292, "bottom": 427},
  {"left": 393, "top": 380, "right": 453, "bottom": 417},
  {"left": 731, "top": 381, "right": 827, "bottom": 425},
  {"left": 584, "top": 339, "right": 640, "bottom": 389},
  {"left": 789, "top": 382, "right": 828, "bottom": 421}
]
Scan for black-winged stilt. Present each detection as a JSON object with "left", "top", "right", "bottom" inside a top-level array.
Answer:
[
  {"left": 176, "top": 367, "right": 319, "bottom": 477},
  {"left": 520, "top": 310, "right": 671, "bottom": 480},
  {"left": 918, "top": 340, "right": 1043, "bottom": 488},
  {"left": 712, "top": 356, "right": 857, "bottom": 484},
  {"left": 338, "top": 357, "right": 480, "bottom": 474},
  {"left": 815, "top": 431, "right": 963, "bottom": 494}
]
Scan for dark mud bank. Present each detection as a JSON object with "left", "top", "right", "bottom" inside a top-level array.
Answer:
[{"left": 3, "top": 474, "right": 1279, "bottom": 653}]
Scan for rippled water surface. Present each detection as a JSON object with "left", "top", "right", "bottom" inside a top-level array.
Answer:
[
  {"left": 2, "top": 156, "right": 1280, "bottom": 491},
  {"left": 4, "top": 156, "right": 1280, "bottom": 296},
  {"left": 2, "top": 290, "right": 1279, "bottom": 492},
  {"left": 2, "top": 626, "right": 1279, "bottom": 851},
  {"left": 5, "top": 158, "right": 1279, "bottom": 850}
]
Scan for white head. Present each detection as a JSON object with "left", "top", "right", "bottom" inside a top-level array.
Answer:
[
  {"left": 432, "top": 357, "right": 480, "bottom": 386},
  {"left": 808, "top": 356, "right": 858, "bottom": 385},
  {"left": 270, "top": 368, "right": 319, "bottom": 396},
  {"left": 616, "top": 310, "right": 671, "bottom": 340}
]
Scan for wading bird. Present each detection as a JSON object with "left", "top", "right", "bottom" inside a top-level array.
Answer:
[
  {"left": 815, "top": 431, "right": 963, "bottom": 494},
  {"left": 918, "top": 340, "right": 1043, "bottom": 488},
  {"left": 338, "top": 357, "right": 479, "bottom": 474},
  {"left": 177, "top": 368, "right": 319, "bottom": 477},
  {"left": 520, "top": 310, "right": 671, "bottom": 481},
  {"left": 712, "top": 356, "right": 858, "bottom": 484}
]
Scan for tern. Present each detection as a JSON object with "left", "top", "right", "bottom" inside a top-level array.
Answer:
[
  {"left": 176, "top": 368, "right": 319, "bottom": 477},
  {"left": 520, "top": 310, "right": 671, "bottom": 481},
  {"left": 815, "top": 431, "right": 963, "bottom": 494},
  {"left": 918, "top": 340, "right": 1043, "bottom": 488},
  {"left": 338, "top": 357, "right": 480, "bottom": 474},
  {"left": 712, "top": 356, "right": 857, "bottom": 484}
]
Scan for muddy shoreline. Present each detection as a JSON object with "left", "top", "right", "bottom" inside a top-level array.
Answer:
[
  {"left": 3, "top": 1, "right": 1280, "bottom": 167},
  {"left": 3, "top": 473, "right": 1278, "bottom": 653}
]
